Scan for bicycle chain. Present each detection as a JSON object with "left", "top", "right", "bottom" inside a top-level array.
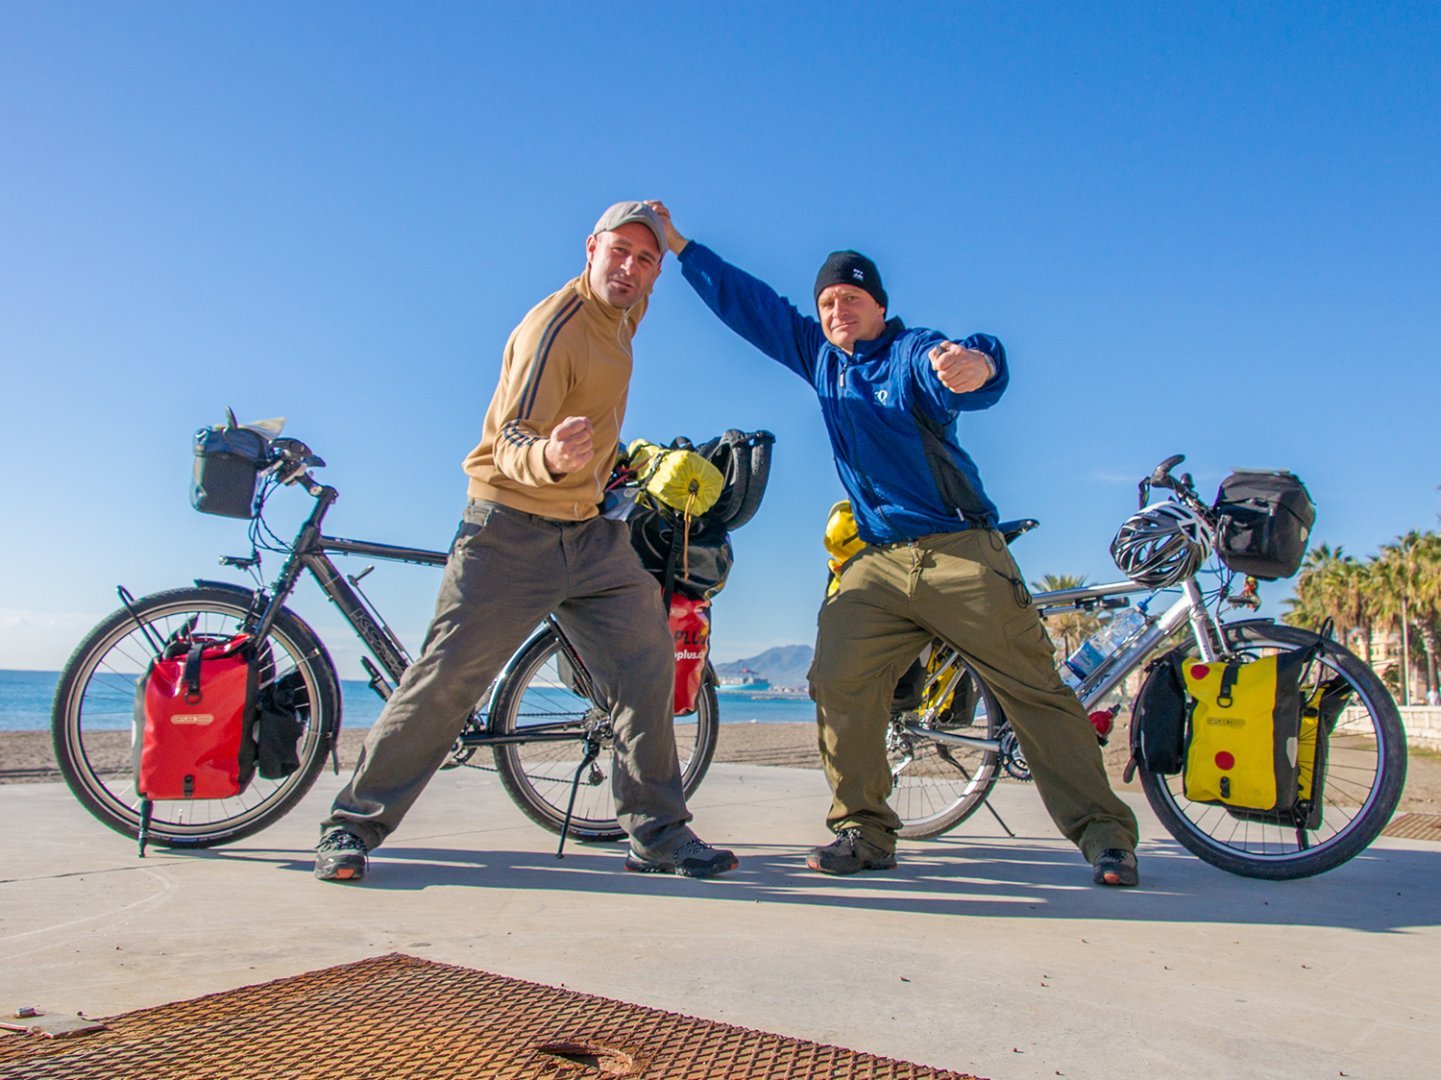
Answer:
[{"left": 447, "top": 745, "right": 612, "bottom": 789}]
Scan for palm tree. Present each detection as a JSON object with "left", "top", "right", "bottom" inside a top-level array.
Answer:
[
  {"left": 1366, "top": 531, "right": 1435, "bottom": 705},
  {"left": 1032, "top": 573, "right": 1101, "bottom": 658},
  {"left": 1332, "top": 556, "right": 1373, "bottom": 662},
  {"left": 1410, "top": 531, "right": 1441, "bottom": 699},
  {"left": 1285, "top": 544, "right": 1356, "bottom": 637}
]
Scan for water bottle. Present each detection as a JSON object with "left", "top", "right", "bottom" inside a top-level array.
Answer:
[{"left": 1063, "top": 602, "right": 1151, "bottom": 685}]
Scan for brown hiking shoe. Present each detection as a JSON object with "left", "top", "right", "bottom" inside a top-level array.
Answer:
[{"left": 806, "top": 828, "right": 897, "bottom": 875}]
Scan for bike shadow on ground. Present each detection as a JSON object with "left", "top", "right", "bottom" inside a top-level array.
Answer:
[{"left": 261, "top": 835, "right": 1440, "bottom": 934}]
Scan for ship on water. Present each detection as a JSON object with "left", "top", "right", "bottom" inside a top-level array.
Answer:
[{"left": 716, "top": 666, "right": 771, "bottom": 693}]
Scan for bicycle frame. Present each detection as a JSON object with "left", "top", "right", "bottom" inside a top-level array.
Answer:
[
  {"left": 903, "top": 576, "right": 1230, "bottom": 754},
  {"left": 221, "top": 479, "right": 598, "bottom": 751}
]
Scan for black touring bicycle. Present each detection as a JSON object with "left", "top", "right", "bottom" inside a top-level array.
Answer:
[{"left": 51, "top": 414, "right": 774, "bottom": 855}]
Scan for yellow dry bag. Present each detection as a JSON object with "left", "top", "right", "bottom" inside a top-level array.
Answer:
[{"left": 627, "top": 440, "right": 723, "bottom": 519}]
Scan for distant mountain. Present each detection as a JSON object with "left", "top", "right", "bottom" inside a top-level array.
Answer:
[{"left": 715, "top": 644, "right": 814, "bottom": 690}]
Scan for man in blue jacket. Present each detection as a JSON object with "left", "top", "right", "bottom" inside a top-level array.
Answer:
[{"left": 648, "top": 202, "right": 1139, "bottom": 886}]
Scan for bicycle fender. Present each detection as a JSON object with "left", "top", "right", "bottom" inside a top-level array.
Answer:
[{"left": 192, "top": 578, "right": 264, "bottom": 598}]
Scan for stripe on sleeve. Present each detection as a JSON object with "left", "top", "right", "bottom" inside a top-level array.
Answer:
[{"left": 517, "top": 295, "right": 582, "bottom": 420}]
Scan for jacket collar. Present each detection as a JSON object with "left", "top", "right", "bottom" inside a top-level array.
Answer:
[
  {"left": 574, "top": 269, "right": 649, "bottom": 332},
  {"left": 845, "top": 316, "right": 905, "bottom": 360}
]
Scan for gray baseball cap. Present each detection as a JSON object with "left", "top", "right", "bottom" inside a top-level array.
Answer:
[{"left": 591, "top": 201, "right": 667, "bottom": 256}]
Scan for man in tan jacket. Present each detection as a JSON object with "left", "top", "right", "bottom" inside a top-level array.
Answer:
[{"left": 316, "top": 202, "right": 737, "bottom": 883}]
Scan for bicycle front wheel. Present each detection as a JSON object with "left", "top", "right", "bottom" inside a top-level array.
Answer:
[
  {"left": 1139, "top": 621, "right": 1406, "bottom": 880},
  {"left": 52, "top": 586, "right": 340, "bottom": 848},
  {"left": 489, "top": 625, "right": 719, "bottom": 841}
]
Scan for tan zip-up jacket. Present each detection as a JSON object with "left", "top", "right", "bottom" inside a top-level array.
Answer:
[{"left": 463, "top": 270, "right": 646, "bottom": 521}]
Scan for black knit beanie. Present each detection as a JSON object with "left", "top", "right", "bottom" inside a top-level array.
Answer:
[{"left": 813, "top": 250, "right": 887, "bottom": 311}]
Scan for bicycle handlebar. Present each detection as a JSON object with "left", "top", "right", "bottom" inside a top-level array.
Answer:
[
  {"left": 1139, "top": 453, "right": 1214, "bottom": 520},
  {"left": 1149, "top": 454, "right": 1186, "bottom": 488}
]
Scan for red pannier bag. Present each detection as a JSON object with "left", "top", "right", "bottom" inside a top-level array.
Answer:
[
  {"left": 669, "top": 595, "right": 711, "bottom": 715},
  {"left": 137, "top": 634, "right": 259, "bottom": 802}
]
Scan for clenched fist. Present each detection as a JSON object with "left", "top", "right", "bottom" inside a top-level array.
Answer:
[
  {"left": 544, "top": 416, "right": 595, "bottom": 476},
  {"left": 928, "top": 342, "right": 995, "bottom": 394}
]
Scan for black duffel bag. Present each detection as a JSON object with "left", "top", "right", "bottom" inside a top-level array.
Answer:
[
  {"left": 628, "top": 505, "right": 734, "bottom": 601},
  {"left": 1213, "top": 469, "right": 1315, "bottom": 580}
]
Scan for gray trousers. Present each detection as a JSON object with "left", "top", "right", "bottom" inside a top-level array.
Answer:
[{"left": 323, "top": 499, "right": 693, "bottom": 859}]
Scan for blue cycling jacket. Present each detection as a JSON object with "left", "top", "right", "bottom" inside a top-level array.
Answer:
[{"left": 678, "top": 241, "right": 1008, "bottom": 545}]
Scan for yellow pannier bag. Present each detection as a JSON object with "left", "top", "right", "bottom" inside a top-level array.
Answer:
[
  {"left": 1182, "top": 651, "right": 1304, "bottom": 812},
  {"left": 627, "top": 440, "right": 724, "bottom": 519}
]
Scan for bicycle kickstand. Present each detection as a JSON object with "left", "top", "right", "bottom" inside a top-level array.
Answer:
[
  {"left": 982, "top": 798, "right": 1017, "bottom": 839},
  {"left": 555, "top": 738, "right": 602, "bottom": 860}
]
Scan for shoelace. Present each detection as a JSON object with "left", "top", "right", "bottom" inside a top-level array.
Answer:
[{"left": 674, "top": 838, "right": 712, "bottom": 860}]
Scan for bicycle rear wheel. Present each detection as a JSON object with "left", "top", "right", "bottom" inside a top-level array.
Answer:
[
  {"left": 1139, "top": 621, "right": 1406, "bottom": 880},
  {"left": 52, "top": 586, "right": 340, "bottom": 848},
  {"left": 891, "top": 650, "right": 1004, "bottom": 840},
  {"left": 488, "top": 625, "right": 718, "bottom": 841}
]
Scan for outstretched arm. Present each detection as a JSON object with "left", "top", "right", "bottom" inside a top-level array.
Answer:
[{"left": 646, "top": 201, "right": 826, "bottom": 383}]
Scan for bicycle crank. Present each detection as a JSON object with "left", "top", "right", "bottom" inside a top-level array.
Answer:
[{"left": 998, "top": 728, "right": 1032, "bottom": 781}]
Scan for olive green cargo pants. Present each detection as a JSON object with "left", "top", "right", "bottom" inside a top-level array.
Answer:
[{"left": 810, "top": 528, "right": 1138, "bottom": 863}]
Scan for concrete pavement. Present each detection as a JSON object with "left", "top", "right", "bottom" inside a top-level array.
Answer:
[{"left": 2, "top": 760, "right": 1438, "bottom": 1080}]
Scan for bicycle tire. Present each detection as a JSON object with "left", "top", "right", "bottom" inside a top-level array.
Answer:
[
  {"left": 52, "top": 586, "right": 341, "bottom": 848},
  {"left": 717, "top": 431, "right": 774, "bottom": 531},
  {"left": 1138, "top": 621, "right": 1406, "bottom": 880},
  {"left": 488, "top": 625, "right": 719, "bottom": 840},
  {"left": 892, "top": 659, "right": 1005, "bottom": 840}
]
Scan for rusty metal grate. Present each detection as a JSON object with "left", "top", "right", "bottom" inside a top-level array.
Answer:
[
  {"left": 0, "top": 953, "right": 983, "bottom": 1079},
  {"left": 1382, "top": 812, "right": 1441, "bottom": 841}
]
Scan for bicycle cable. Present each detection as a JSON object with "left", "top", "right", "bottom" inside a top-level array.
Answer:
[{"left": 247, "top": 476, "right": 296, "bottom": 556}]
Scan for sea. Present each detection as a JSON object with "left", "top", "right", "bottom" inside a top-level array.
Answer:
[{"left": 0, "top": 669, "right": 814, "bottom": 732}]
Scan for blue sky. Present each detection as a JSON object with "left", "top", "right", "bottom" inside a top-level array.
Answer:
[{"left": 2, "top": 3, "right": 1438, "bottom": 677}]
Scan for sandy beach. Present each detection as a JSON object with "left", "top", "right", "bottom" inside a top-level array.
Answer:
[
  {"left": 1, "top": 724, "right": 824, "bottom": 786},
  {"left": 9, "top": 722, "right": 1437, "bottom": 811}
]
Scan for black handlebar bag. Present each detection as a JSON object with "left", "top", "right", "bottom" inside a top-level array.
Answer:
[
  {"left": 1213, "top": 470, "right": 1315, "bottom": 580},
  {"left": 192, "top": 423, "right": 268, "bottom": 518}
]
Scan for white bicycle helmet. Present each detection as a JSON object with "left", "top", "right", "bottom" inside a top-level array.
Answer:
[{"left": 1110, "top": 500, "right": 1214, "bottom": 587}]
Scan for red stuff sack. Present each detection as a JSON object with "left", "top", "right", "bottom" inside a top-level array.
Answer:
[
  {"left": 669, "top": 595, "right": 711, "bottom": 715},
  {"left": 137, "top": 635, "right": 259, "bottom": 800}
]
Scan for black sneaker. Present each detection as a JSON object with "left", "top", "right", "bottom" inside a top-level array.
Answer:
[
  {"left": 806, "top": 828, "right": 897, "bottom": 875},
  {"left": 1092, "top": 848, "right": 1139, "bottom": 887},
  {"left": 624, "top": 837, "right": 738, "bottom": 879},
  {"left": 315, "top": 829, "right": 369, "bottom": 883}
]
